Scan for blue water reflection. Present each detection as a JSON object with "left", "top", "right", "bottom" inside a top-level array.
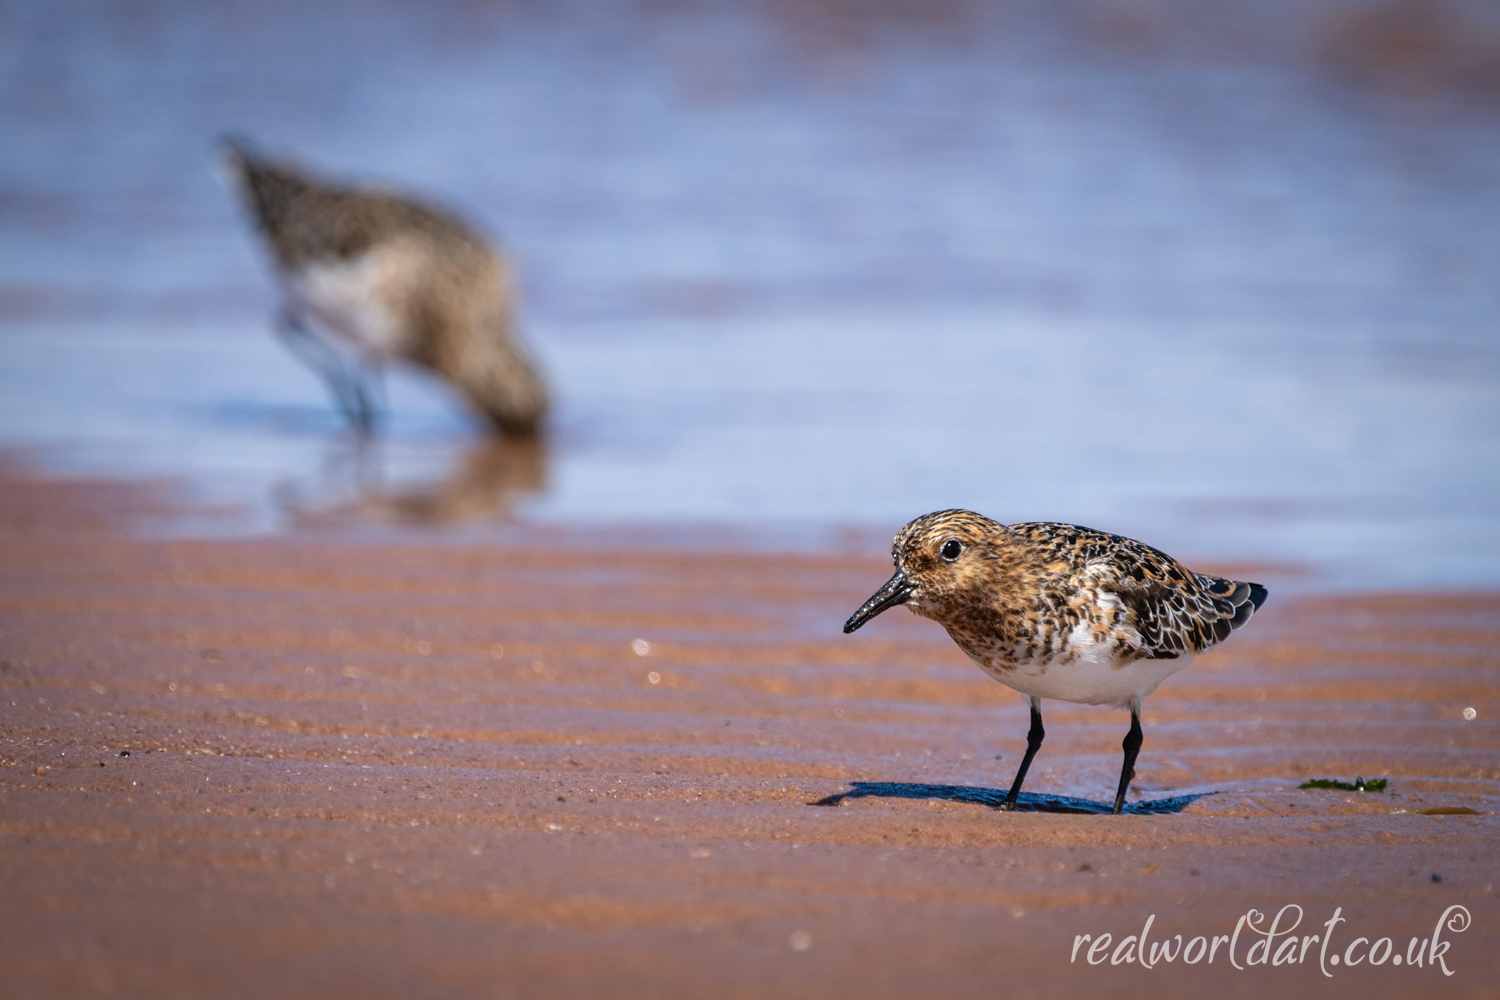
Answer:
[{"left": 0, "top": 0, "right": 1497, "bottom": 586}]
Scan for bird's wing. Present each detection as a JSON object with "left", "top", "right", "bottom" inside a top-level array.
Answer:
[{"left": 1078, "top": 537, "right": 1265, "bottom": 660}]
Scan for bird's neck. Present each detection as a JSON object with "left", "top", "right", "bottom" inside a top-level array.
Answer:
[{"left": 922, "top": 543, "right": 1057, "bottom": 643}]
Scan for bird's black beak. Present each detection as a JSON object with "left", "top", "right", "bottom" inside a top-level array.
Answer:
[{"left": 843, "top": 570, "right": 915, "bottom": 634}]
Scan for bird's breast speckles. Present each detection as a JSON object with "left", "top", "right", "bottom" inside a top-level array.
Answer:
[{"left": 916, "top": 581, "right": 1141, "bottom": 676}]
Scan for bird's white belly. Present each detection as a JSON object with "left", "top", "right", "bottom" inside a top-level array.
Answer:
[
  {"left": 284, "top": 243, "right": 421, "bottom": 359},
  {"left": 970, "top": 637, "right": 1195, "bottom": 709}
]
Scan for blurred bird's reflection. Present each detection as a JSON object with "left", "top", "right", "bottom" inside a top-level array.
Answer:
[{"left": 275, "top": 434, "right": 547, "bottom": 527}]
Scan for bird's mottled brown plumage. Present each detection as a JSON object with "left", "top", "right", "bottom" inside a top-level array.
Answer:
[
  {"left": 889, "top": 510, "right": 1264, "bottom": 674},
  {"left": 222, "top": 139, "right": 549, "bottom": 435},
  {"left": 844, "top": 509, "right": 1268, "bottom": 813}
]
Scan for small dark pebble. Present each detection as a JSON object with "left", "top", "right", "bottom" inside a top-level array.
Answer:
[
  {"left": 119, "top": 750, "right": 130, "bottom": 757},
  {"left": 1076, "top": 863, "right": 1094, "bottom": 872},
  {"left": 557, "top": 796, "right": 566, "bottom": 802},
  {"left": 1431, "top": 873, "right": 1443, "bottom": 883},
  {"left": 98, "top": 761, "right": 105, "bottom": 767},
  {"left": 1190, "top": 870, "right": 1202, "bottom": 876}
]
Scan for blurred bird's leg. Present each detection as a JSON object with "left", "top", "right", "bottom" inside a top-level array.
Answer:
[
  {"left": 355, "top": 356, "right": 387, "bottom": 435},
  {"left": 275, "top": 306, "right": 376, "bottom": 433},
  {"left": 999, "top": 697, "right": 1045, "bottom": 811},
  {"left": 339, "top": 359, "right": 379, "bottom": 436},
  {"left": 1112, "top": 708, "right": 1143, "bottom": 815}
]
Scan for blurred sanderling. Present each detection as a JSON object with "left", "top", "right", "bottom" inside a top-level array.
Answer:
[{"left": 220, "top": 138, "right": 548, "bottom": 435}]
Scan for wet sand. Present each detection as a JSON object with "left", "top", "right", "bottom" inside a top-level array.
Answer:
[{"left": 1, "top": 470, "right": 1496, "bottom": 999}]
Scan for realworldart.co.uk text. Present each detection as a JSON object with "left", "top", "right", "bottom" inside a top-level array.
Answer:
[{"left": 1071, "top": 905, "right": 1470, "bottom": 976}]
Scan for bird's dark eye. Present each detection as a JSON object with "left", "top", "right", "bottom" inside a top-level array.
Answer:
[{"left": 940, "top": 539, "right": 962, "bottom": 561}]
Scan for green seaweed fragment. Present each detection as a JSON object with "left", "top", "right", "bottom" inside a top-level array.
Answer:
[{"left": 1299, "top": 777, "right": 1387, "bottom": 792}]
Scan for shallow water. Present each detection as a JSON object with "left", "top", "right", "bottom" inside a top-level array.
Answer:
[{"left": 1, "top": 0, "right": 1498, "bottom": 585}]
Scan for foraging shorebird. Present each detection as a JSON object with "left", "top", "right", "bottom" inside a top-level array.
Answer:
[
  {"left": 220, "top": 139, "right": 549, "bottom": 435},
  {"left": 843, "top": 510, "right": 1267, "bottom": 814}
]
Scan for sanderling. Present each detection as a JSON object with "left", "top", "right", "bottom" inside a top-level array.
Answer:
[
  {"left": 844, "top": 509, "right": 1267, "bottom": 814},
  {"left": 220, "top": 138, "right": 548, "bottom": 435}
]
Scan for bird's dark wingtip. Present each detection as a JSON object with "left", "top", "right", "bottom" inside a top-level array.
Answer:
[
  {"left": 1226, "top": 580, "right": 1268, "bottom": 631},
  {"left": 1247, "top": 582, "right": 1269, "bottom": 611}
]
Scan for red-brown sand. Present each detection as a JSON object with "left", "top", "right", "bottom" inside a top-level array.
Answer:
[{"left": 1, "top": 469, "right": 1495, "bottom": 999}]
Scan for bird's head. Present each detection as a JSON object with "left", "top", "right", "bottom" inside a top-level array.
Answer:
[{"left": 843, "top": 509, "right": 1008, "bottom": 633}]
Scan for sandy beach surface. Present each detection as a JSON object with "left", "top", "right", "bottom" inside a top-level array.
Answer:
[{"left": 1, "top": 467, "right": 1495, "bottom": 999}]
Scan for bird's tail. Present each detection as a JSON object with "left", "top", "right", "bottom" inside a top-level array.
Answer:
[
  {"left": 1196, "top": 575, "right": 1269, "bottom": 631},
  {"left": 213, "top": 134, "right": 262, "bottom": 189},
  {"left": 212, "top": 134, "right": 311, "bottom": 243}
]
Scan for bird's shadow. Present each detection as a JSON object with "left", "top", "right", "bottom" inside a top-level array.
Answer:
[{"left": 810, "top": 781, "right": 1209, "bottom": 815}]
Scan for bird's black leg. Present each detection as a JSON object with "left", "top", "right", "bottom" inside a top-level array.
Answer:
[
  {"left": 1001, "top": 697, "right": 1045, "bottom": 810},
  {"left": 275, "top": 307, "right": 375, "bottom": 433},
  {"left": 1112, "top": 710, "right": 1143, "bottom": 815}
]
